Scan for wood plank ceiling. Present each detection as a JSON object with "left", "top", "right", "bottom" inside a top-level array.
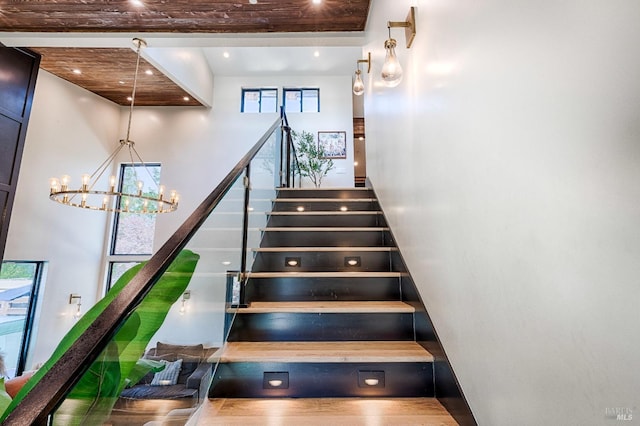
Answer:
[{"left": 0, "top": 0, "right": 371, "bottom": 106}]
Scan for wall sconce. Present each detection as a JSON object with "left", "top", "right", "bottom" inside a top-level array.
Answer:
[
  {"left": 69, "top": 294, "right": 82, "bottom": 320},
  {"left": 179, "top": 290, "right": 190, "bottom": 315},
  {"left": 353, "top": 52, "right": 371, "bottom": 96},
  {"left": 382, "top": 6, "right": 417, "bottom": 87}
]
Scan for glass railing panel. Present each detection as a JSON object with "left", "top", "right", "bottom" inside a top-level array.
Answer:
[
  {"left": 245, "top": 130, "right": 278, "bottom": 274},
  {"left": 49, "top": 174, "right": 247, "bottom": 426}
]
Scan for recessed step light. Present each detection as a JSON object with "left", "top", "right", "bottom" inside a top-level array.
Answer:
[
  {"left": 345, "top": 256, "right": 361, "bottom": 267},
  {"left": 285, "top": 257, "right": 301, "bottom": 267}
]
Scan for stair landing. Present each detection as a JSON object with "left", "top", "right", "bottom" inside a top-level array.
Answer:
[{"left": 193, "top": 397, "right": 459, "bottom": 425}]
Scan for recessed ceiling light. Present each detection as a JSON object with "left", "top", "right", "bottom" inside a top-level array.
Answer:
[
  {"left": 127, "top": 96, "right": 133, "bottom": 102},
  {"left": 118, "top": 80, "right": 125, "bottom": 85},
  {"left": 130, "top": 0, "right": 144, "bottom": 7},
  {"left": 183, "top": 96, "right": 190, "bottom": 101},
  {"left": 249, "top": 0, "right": 258, "bottom": 4},
  {"left": 72, "top": 69, "right": 82, "bottom": 75},
  {"left": 314, "top": 51, "right": 320, "bottom": 58},
  {"left": 145, "top": 69, "right": 153, "bottom": 75},
  {"left": 312, "top": 0, "right": 322, "bottom": 4},
  {"left": 223, "top": 51, "right": 230, "bottom": 59}
]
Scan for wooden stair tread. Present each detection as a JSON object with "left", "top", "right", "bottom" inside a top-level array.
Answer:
[
  {"left": 195, "top": 398, "right": 458, "bottom": 425},
  {"left": 253, "top": 246, "right": 398, "bottom": 252},
  {"left": 268, "top": 211, "right": 383, "bottom": 215},
  {"left": 248, "top": 271, "right": 403, "bottom": 278},
  {"left": 273, "top": 198, "right": 376, "bottom": 202},
  {"left": 261, "top": 227, "right": 389, "bottom": 232},
  {"left": 218, "top": 341, "right": 434, "bottom": 363},
  {"left": 234, "top": 301, "right": 415, "bottom": 313}
]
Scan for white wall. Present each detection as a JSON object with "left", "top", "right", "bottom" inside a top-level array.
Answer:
[
  {"left": 364, "top": 1, "right": 640, "bottom": 425},
  {"left": 5, "top": 71, "right": 356, "bottom": 360},
  {"left": 4, "top": 71, "right": 120, "bottom": 369}
]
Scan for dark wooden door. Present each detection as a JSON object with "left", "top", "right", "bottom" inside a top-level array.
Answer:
[{"left": 0, "top": 44, "right": 40, "bottom": 262}]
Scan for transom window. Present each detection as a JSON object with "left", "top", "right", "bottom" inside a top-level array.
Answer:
[
  {"left": 284, "top": 88, "right": 320, "bottom": 113},
  {"left": 241, "top": 88, "right": 278, "bottom": 113}
]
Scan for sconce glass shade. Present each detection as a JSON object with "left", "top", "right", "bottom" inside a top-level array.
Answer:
[
  {"left": 353, "top": 70, "right": 365, "bottom": 96},
  {"left": 381, "top": 38, "right": 403, "bottom": 87}
]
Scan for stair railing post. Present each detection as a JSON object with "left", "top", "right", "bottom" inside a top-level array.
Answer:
[{"left": 240, "top": 165, "right": 251, "bottom": 306}]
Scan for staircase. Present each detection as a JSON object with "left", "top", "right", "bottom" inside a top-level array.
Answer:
[{"left": 207, "top": 187, "right": 464, "bottom": 424}]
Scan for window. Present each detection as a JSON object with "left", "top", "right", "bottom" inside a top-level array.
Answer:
[
  {"left": 106, "top": 163, "right": 161, "bottom": 293},
  {"left": 241, "top": 88, "right": 278, "bottom": 113},
  {"left": 110, "top": 163, "right": 161, "bottom": 256},
  {"left": 284, "top": 88, "right": 320, "bottom": 113},
  {"left": 0, "top": 261, "right": 44, "bottom": 377},
  {"left": 106, "top": 261, "right": 141, "bottom": 291}
]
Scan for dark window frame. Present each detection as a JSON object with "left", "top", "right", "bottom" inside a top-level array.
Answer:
[
  {"left": 283, "top": 88, "right": 320, "bottom": 113},
  {"left": 0, "top": 260, "right": 45, "bottom": 376},
  {"left": 241, "top": 88, "right": 279, "bottom": 113}
]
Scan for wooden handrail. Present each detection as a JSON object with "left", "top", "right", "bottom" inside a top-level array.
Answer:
[{"left": 2, "top": 116, "right": 284, "bottom": 425}]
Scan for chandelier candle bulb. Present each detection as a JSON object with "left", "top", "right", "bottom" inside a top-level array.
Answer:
[
  {"left": 109, "top": 175, "right": 116, "bottom": 192},
  {"left": 81, "top": 193, "right": 87, "bottom": 208},
  {"left": 159, "top": 185, "right": 165, "bottom": 200},
  {"left": 102, "top": 197, "right": 108, "bottom": 210},
  {"left": 49, "top": 178, "right": 60, "bottom": 194},
  {"left": 81, "top": 174, "right": 90, "bottom": 191},
  {"left": 61, "top": 175, "right": 70, "bottom": 191}
]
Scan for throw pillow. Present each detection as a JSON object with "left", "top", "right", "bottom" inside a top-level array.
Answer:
[
  {"left": 177, "top": 354, "right": 201, "bottom": 384},
  {"left": 150, "top": 359, "right": 183, "bottom": 386}
]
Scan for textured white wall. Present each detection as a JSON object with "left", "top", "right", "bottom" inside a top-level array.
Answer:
[
  {"left": 364, "top": 0, "right": 640, "bottom": 425},
  {"left": 4, "top": 71, "right": 119, "bottom": 369}
]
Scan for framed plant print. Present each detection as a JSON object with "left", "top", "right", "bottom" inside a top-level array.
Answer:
[{"left": 318, "top": 131, "right": 347, "bottom": 159}]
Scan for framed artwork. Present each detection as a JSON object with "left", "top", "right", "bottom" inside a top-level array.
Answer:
[{"left": 318, "top": 131, "right": 347, "bottom": 159}]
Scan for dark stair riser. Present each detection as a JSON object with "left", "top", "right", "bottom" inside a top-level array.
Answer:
[
  {"left": 227, "top": 312, "right": 415, "bottom": 341},
  {"left": 261, "top": 230, "right": 393, "bottom": 247},
  {"left": 251, "top": 250, "right": 395, "bottom": 272},
  {"left": 276, "top": 189, "right": 375, "bottom": 199},
  {"left": 271, "top": 200, "right": 379, "bottom": 212},
  {"left": 245, "top": 276, "right": 401, "bottom": 302},
  {"left": 210, "top": 362, "right": 434, "bottom": 398},
  {"left": 266, "top": 213, "right": 385, "bottom": 228}
]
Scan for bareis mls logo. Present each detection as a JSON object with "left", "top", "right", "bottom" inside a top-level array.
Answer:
[{"left": 605, "top": 407, "right": 634, "bottom": 421}]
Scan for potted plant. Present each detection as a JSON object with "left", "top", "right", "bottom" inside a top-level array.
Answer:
[{"left": 292, "top": 130, "right": 335, "bottom": 188}]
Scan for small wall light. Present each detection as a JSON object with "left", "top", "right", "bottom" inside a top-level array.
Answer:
[
  {"left": 179, "top": 290, "right": 190, "bottom": 315},
  {"left": 382, "top": 7, "right": 417, "bottom": 87},
  {"left": 353, "top": 52, "right": 371, "bottom": 96},
  {"left": 69, "top": 294, "right": 82, "bottom": 320}
]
